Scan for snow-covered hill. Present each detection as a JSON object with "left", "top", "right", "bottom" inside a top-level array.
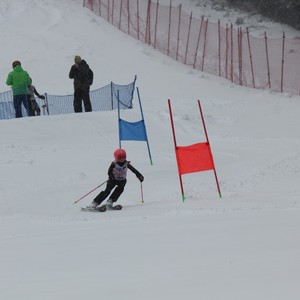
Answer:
[{"left": 0, "top": 1, "right": 300, "bottom": 299}]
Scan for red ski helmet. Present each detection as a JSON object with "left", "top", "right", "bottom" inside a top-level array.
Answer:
[{"left": 114, "top": 148, "right": 126, "bottom": 161}]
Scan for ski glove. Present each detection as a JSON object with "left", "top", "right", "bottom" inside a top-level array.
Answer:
[
  {"left": 39, "top": 95, "right": 45, "bottom": 100},
  {"left": 138, "top": 175, "right": 144, "bottom": 182}
]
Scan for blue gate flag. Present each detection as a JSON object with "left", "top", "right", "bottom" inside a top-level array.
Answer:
[
  {"left": 119, "top": 119, "right": 147, "bottom": 141},
  {"left": 117, "top": 87, "right": 153, "bottom": 165}
]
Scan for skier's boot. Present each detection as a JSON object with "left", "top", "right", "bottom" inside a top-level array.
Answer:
[
  {"left": 87, "top": 200, "right": 98, "bottom": 209},
  {"left": 105, "top": 199, "right": 113, "bottom": 209}
]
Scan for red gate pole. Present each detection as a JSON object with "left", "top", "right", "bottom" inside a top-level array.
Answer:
[
  {"left": 198, "top": 100, "right": 222, "bottom": 198},
  {"left": 168, "top": 99, "right": 185, "bottom": 202}
]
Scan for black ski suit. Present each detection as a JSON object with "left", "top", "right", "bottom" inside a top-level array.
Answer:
[{"left": 93, "top": 160, "right": 144, "bottom": 205}]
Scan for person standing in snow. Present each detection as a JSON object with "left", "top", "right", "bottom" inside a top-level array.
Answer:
[
  {"left": 27, "top": 83, "right": 45, "bottom": 116},
  {"left": 6, "top": 60, "right": 32, "bottom": 118},
  {"left": 69, "top": 55, "right": 93, "bottom": 113},
  {"left": 88, "top": 148, "right": 144, "bottom": 209}
]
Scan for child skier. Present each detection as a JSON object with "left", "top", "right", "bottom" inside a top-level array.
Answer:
[
  {"left": 27, "top": 84, "right": 45, "bottom": 116},
  {"left": 88, "top": 148, "right": 144, "bottom": 209}
]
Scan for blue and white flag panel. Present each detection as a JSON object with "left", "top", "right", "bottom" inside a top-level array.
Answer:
[{"left": 119, "top": 119, "right": 147, "bottom": 141}]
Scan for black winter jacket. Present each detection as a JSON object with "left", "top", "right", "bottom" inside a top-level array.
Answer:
[
  {"left": 69, "top": 60, "right": 93, "bottom": 91},
  {"left": 108, "top": 160, "right": 143, "bottom": 181}
]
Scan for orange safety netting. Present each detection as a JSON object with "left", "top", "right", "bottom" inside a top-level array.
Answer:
[{"left": 84, "top": 0, "right": 300, "bottom": 95}]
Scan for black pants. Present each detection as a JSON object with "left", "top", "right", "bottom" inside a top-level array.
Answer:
[
  {"left": 13, "top": 94, "right": 28, "bottom": 118},
  {"left": 93, "top": 179, "right": 126, "bottom": 205},
  {"left": 73, "top": 89, "right": 92, "bottom": 113}
]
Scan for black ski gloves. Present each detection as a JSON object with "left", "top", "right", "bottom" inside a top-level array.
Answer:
[{"left": 138, "top": 175, "right": 144, "bottom": 182}]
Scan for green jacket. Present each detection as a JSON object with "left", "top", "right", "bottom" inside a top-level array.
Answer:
[{"left": 6, "top": 65, "right": 32, "bottom": 96}]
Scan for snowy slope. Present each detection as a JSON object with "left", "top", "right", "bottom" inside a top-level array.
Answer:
[{"left": 0, "top": 1, "right": 300, "bottom": 300}]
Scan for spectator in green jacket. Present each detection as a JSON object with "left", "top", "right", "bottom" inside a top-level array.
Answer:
[{"left": 6, "top": 61, "right": 32, "bottom": 118}]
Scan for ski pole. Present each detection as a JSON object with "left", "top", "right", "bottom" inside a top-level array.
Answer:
[
  {"left": 140, "top": 182, "right": 144, "bottom": 204},
  {"left": 73, "top": 180, "right": 107, "bottom": 204}
]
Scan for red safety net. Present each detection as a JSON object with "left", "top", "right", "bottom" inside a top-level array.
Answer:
[{"left": 84, "top": 0, "right": 300, "bottom": 95}]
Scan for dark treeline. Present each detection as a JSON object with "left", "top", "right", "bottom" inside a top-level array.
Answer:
[{"left": 226, "top": 0, "right": 300, "bottom": 30}]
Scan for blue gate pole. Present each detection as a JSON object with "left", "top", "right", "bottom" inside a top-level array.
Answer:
[
  {"left": 117, "top": 90, "right": 122, "bottom": 148},
  {"left": 137, "top": 87, "right": 153, "bottom": 165}
]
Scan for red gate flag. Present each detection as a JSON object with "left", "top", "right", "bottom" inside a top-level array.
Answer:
[
  {"left": 168, "top": 99, "right": 222, "bottom": 201},
  {"left": 176, "top": 142, "right": 214, "bottom": 175}
]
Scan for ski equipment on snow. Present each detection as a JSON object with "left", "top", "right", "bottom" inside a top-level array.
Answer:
[
  {"left": 73, "top": 180, "right": 107, "bottom": 204},
  {"left": 81, "top": 204, "right": 122, "bottom": 212}
]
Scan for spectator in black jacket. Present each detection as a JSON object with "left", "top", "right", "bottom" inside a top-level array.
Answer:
[{"left": 69, "top": 55, "right": 93, "bottom": 113}]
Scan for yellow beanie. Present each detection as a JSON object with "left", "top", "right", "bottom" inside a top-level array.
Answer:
[{"left": 74, "top": 55, "right": 81, "bottom": 63}]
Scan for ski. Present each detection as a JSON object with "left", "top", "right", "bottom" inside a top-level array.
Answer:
[
  {"left": 81, "top": 204, "right": 122, "bottom": 212},
  {"left": 107, "top": 204, "right": 122, "bottom": 211},
  {"left": 81, "top": 206, "right": 107, "bottom": 212}
]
